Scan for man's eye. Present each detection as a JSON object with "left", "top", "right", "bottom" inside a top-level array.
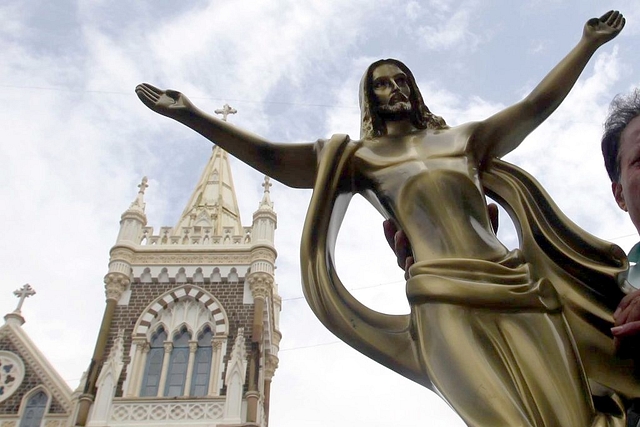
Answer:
[
  {"left": 396, "top": 77, "right": 407, "bottom": 86},
  {"left": 374, "top": 81, "right": 389, "bottom": 89}
]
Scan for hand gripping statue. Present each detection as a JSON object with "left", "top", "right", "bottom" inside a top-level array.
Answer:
[{"left": 137, "top": 11, "right": 638, "bottom": 426}]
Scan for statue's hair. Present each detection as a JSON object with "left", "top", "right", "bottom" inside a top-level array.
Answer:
[
  {"left": 602, "top": 89, "right": 640, "bottom": 182},
  {"left": 360, "top": 59, "right": 447, "bottom": 139}
]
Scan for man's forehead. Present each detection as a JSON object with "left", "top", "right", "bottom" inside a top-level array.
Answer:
[{"left": 622, "top": 115, "right": 640, "bottom": 150}]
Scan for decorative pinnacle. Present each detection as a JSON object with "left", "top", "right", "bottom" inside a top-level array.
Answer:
[
  {"left": 129, "top": 176, "right": 148, "bottom": 210},
  {"left": 13, "top": 284, "right": 36, "bottom": 313},
  {"left": 214, "top": 104, "right": 237, "bottom": 122},
  {"left": 259, "top": 176, "right": 273, "bottom": 209}
]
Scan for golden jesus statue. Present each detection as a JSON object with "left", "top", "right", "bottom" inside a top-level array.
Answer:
[{"left": 137, "top": 11, "right": 638, "bottom": 426}]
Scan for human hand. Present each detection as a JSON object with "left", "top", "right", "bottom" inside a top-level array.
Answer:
[
  {"left": 383, "top": 220, "right": 414, "bottom": 280},
  {"left": 135, "top": 83, "right": 196, "bottom": 119},
  {"left": 583, "top": 10, "right": 625, "bottom": 46},
  {"left": 612, "top": 289, "right": 640, "bottom": 357},
  {"left": 383, "top": 203, "right": 500, "bottom": 279}
]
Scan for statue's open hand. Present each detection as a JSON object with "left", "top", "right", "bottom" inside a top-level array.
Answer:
[
  {"left": 584, "top": 10, "right": 625, "bottom": 45},
  {"left": 135, "top": 83, "right": 195, "bottom": 119}
]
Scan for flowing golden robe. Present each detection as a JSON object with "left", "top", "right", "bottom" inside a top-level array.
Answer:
[{"left": 301, "top": 134, "right": 638, "bottom": 426}]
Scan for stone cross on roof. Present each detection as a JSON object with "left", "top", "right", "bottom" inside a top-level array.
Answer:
[
  {"left": 138, "top": 176, "right": 149, "bottom": 194},
  {"left": 13, "top": 284, "right": 36, "bottom": 313},
  {"left": 214, "top": 104, "right": 237, "bottom": 122},
  {"left": 262, "top": 176, "right": 272, "bottom": 193}
]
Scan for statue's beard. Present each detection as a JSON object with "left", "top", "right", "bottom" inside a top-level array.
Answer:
[{"left": 376, "top": 101, "right": 411, "bottom": 120}]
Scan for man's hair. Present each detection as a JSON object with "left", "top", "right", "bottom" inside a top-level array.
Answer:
[
  {"left": 361, "top": 59, "right": 447, "bottom": 139},
  {"left": 602, "top": 89, "right": 640, "bottom": 182}
]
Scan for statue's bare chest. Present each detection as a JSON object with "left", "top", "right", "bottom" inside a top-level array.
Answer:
[{"left": 352, "top": 127, "right": 478, "bottom": 192}]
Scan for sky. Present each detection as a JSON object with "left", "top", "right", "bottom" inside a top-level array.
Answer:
[{"left": 2, "top": 1, "right": 640, "bottom": 426}]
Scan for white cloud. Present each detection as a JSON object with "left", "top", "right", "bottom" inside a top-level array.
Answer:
[{"left": 416, "top": 1, "right": 483, "bottom": 51}]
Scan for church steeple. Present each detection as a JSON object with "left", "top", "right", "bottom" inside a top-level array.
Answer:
[
  {"left": 174, "top": 146, "right": 243, "bottom": 237},
  {"left": 77, "top": 103, "right": 281, "bottom": 427},
  {"left": 174, "top": 105, "right": 242, "bottom": 237}
]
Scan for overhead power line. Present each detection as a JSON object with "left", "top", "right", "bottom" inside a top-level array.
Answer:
[{"left": 0, "top": 84, "right": 358, "bottom": 110}]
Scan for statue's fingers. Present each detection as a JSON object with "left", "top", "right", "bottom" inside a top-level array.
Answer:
[
  {"left": 134, "top": 85, "right": 152, "bottom": 101},
  {"left": 599, "top": 10, "right": 614, "bottom": 23},
  {"left": 617, "top": 16, "right": 626, "bottom": 32},
  {"left": 606, "top": 10, "right": 619, "bottom": 26},
  {"left": 136, "top": 84, "right": 160, "bottom": 103},
  {"left": 141, "top": 83, "right": 162, "bottom": 94}
]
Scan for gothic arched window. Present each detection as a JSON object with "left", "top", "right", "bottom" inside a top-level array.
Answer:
[
  {"left": 164, "top": 328, "right": 190, "bottom": 397},
  {"left": 140, "top": 327, "right": 166, "bottom": 397},
  {"left": 19, "top": 390, "right": 48, "bottom": 427},
  {"left": 190, "top": 327, "right": 213, "bottom": 396},
  {"left": 129, "top": 286, "right": 230, "bottom": 398}
]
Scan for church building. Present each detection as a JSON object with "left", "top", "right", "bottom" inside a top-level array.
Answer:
[{"left": 1, "top": 106, "right": 282, "bottom": 427}]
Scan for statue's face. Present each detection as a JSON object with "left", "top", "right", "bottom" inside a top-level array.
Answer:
[
  {"left": 371, "top": 63, "right": 411, "bottom": 115},
  {"left": 614, "top": 115, "right": 640, "bottom": 233}
]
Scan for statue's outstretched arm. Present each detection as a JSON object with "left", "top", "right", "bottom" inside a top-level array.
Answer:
[
  {"left": 473, "top": 11, "right": 625, "bottom": 162},
  {"left": 136, "top": 83, "right": 318, "bottom": 189}
]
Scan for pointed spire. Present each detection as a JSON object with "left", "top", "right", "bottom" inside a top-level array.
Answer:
[
  {"left": 175, "top": 105, "right": 243, "bottom": 236},
  {"left": 127, "top": 176, "right": 148, "bottom": 213},
  {"left": 259, "top": 176, "right": 274, "bottom": 210}
]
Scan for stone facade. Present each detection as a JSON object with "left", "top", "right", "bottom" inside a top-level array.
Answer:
[
  {"left": 108, "top": 280, "right": 253, "bottom": 397},
  {"left": 0, "top": 313, "right": 74, "bottom": 427},
  {"left": 79, "top": 146, "right": 280, "bottom": 427},
  {"left": 0, "top": 339, "right": 66, "bottom": 416}
]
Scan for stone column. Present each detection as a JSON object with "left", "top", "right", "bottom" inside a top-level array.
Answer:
[
  {"left": 75, "top": 271, "right": 130, "bottom": 426},
  {"left": 126, "top": 339, "right": 149, "bottom": 397},
  {"left": 263, "top": 354, "right": 279, "bottom": 424},
  {"left": 209, "top": 337, "right": 226, "bottom": 396},
  {"left": 183, "top": 341, "right": 198, "bottom": 396},
  {"left": 156, "top": 341, "right": 173, "bottom": 397},
  {"left": 246, "top": 273, "right": 271, "bottom": 424}
]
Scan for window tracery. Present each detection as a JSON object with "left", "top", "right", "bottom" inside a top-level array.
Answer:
[{"left": 127, "top": 286, "right": 228, "bottom": 398}]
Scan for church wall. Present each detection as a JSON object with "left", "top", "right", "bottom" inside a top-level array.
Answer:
[
  {"left": 102, "top": 279, "right": 255, "bottom": 398},
  {"left": 0, "top": 338, "right": 66, "bottom": 415}
]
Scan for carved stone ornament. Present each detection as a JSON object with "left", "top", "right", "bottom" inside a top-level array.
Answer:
[
  {"left": 104, "top": 273, "right": 130, "bottom": 301},
  {"left": 264, "top": 354, "right": 279, "bottom": 380},
  {"left": 132, "top": 253, "right": 250, "bottom": 265},
  {"left": 0, "top": 351, "right": 25, "bottom": 403},
  {"left": 250, "top": 248, "right": 276, "bottom": 263},
  {"left": 248, "top": 273, "right": 272, "bottom": 300}
]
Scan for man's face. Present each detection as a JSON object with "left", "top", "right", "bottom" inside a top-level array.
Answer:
[
  {"left": 371, "top": 63, "right": 411, "bottom": 116},
  {"left": 613, "top": 115, "right": 640, "bottom": 233}
]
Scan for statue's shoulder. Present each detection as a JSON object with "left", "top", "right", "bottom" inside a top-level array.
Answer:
[{"left": 314, "top": 134, "right": 360, "bottom": 163}]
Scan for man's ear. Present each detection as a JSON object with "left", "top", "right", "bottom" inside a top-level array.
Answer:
[{"left": 612, "top": 182, "right": 628, "bottom": 211}]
